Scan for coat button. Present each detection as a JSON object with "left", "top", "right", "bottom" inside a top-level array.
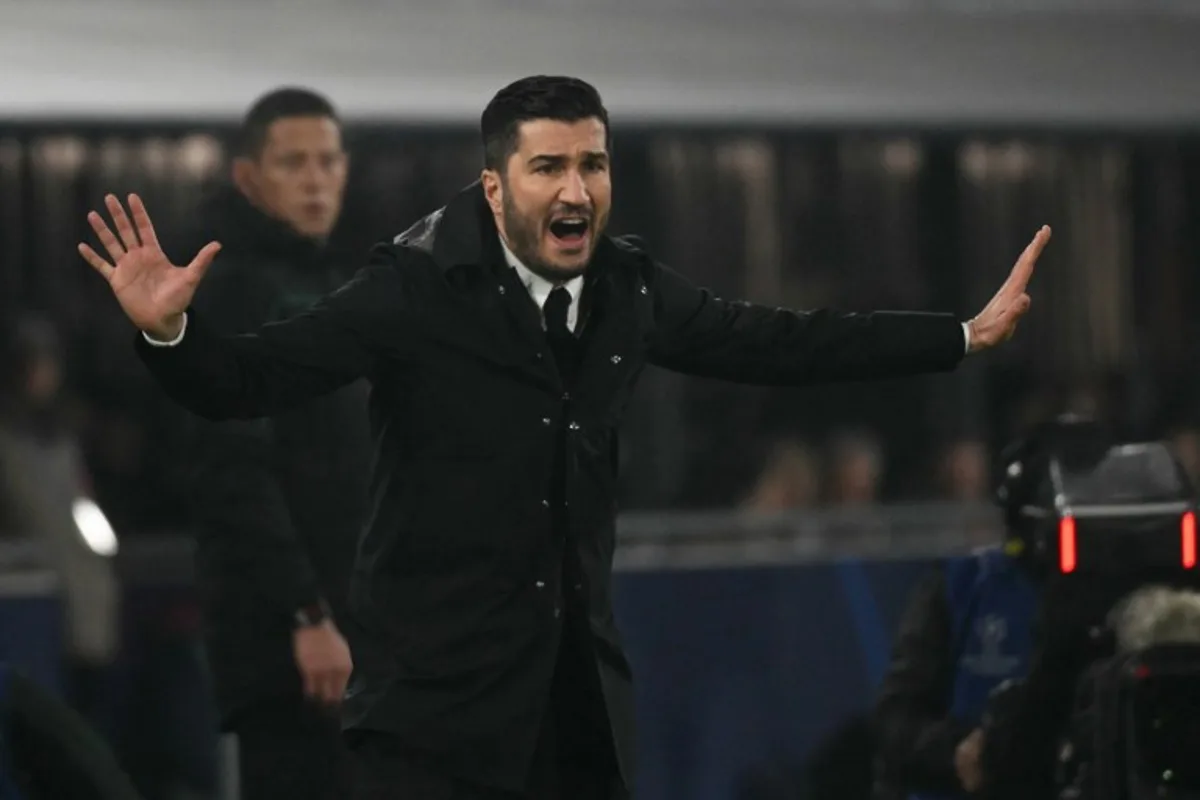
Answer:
[
  {"left": 542, "top": 417, "right": 552, "bottom": 426},
  {"left": 541, "top": 499, "right": 550, "bottom": 508},
  {"left": 640, "top": 285, "right": 648, "bottom": 295},
  {"left": 573, "top": 583, "right": 583, "bottom": 592},
  {"left": 610, "top": 355, "right": 621, "bottom": 364},
  {"left": 535, "top": 581, "right": 546, "bottom": 589},
  {"left": 535, "top": 352, "right": 544, "bottom": 361},
  {"left": 562, "top": 391, "right": 571, "bottom": 401},
  {"left": 568, "top": 421, "right": 580, "bottom": 431},
  {"left": 553, "top": 607, "right": 561, "bottom": 619},
  {"left": 498, "top": 285, "right": 507, "bottom": 295}
]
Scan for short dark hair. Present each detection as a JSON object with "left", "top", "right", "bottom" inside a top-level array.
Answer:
[
  {"left": 236, "top": 87, "right": 340, "bottom": 158},
  {"left": 480, "top": 76, "right": 610, "bottom": 171}
]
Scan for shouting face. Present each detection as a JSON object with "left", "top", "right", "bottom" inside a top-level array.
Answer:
[{"left": 483, "top": 117, "right": 612, "bottom": 282}]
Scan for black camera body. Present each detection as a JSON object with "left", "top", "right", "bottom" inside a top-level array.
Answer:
[
  {"left": 985, "top": 425, "right": 1200, "bottom": 800},
  {"left": 1074, "top": 642, "right": 1200, "bottom": 800}
]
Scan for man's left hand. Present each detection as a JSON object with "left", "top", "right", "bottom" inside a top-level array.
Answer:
[{"left": 967, "top": 225, "right": 1051, "bottom": 353}]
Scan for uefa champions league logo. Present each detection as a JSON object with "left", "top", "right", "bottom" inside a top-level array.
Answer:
[{"left": 962, "top": 614, "right": 1021, "bottom": 677}]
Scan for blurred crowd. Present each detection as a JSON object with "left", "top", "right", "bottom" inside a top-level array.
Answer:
[
  {"left": 5, "top": 305, "right": 1200, "bottom": 540},
  {"left": 742, "top": 422, "right": 1200, "bottom": 514}
]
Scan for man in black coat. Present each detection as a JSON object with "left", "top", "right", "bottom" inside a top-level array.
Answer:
[
  {"left": 173, "top": 88, "right": 369, "bottom": 799},
  {"left": 79, "top": 75, "right": 1049, "bottom": 800}
]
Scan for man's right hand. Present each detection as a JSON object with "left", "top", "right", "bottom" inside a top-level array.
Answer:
[
  {"left": 955, "top": 728, "right": 985, "bottom": 793},
  {"left": 78, "top": 193, "right": 221, "bottom": 341},
  {"left": 293, "top": 619, "right": 353, "bottom": 707}
]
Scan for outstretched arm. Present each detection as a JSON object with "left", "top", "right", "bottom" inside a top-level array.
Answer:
[
  {"left": 80, "top": 194, "right": 410, "bottom": 420},
  {"left": 132, "top": 264, "right": 401, "bottom": 420},
  {"left": 646, "top": 227, "right": 1049, "bottom": 385}
]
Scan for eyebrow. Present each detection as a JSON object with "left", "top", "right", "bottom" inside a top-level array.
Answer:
[
  {"left": 275, "top": 147, "right": 344, "bottom": 158},
  {"left": 527, "top": 151, "right": 609, "bottom": 165}
]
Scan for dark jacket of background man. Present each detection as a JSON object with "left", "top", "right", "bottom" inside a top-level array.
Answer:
[
  {"left": 184, "top": 185, "right": 372, "bottom": 725},
  {"left": 135, "top": 180, "right": 970, "bottom": 795}
]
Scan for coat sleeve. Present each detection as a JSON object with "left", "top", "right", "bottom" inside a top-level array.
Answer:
[
  {"left": 872, "top": 567, "right": 975, "bottom": 795},
  {"left": 183, "top": 262, "right": 324, "bottom": 618},
  {"left": 645, "top": 261, "right": 966, "bottom": 385},
  {"left": 134, "top": 245, "right": 408, "bottom": 421}
]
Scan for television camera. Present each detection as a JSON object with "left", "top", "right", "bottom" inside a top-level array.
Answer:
[{"left": 981, "top": 428, "right": 1200, "bottom": 800}]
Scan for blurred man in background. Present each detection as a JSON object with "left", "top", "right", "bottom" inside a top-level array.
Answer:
[
  {"left": 827, "top": 431, "right": 885, "bottom": 506},
  {"left": 180, "top": 87, "right": 370, "bottom": 799},
  {"left": 936, "top": 439, "right": 990, "bottom": 503},
  {"left": 871, "top": 416, "right": 1106, "bottom": 800},
  {"left": 0, "top": 314, "right": 121, "bottom": 732},
  {"left": 742, "top": 437, "right": 822, "bottom": 512}
]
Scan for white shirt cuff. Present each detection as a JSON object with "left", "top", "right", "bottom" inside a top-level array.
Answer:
[
  {"left": 961, "top": 321, "right": 971, "bottom": 355},
  {"left": 142, "top": 313, "right": 188, "bottom": 347}
]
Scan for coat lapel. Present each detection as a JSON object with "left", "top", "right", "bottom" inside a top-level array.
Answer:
[
  {"left": 493, "top": 265, "right": 563, "bottom": 390},
  {"left": 574, "top": 245, "right": 638, "bottom": 387}
]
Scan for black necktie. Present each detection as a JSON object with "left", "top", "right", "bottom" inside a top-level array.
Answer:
[
  {"left": 544, "top": 286, "right": 571, "bottom": 336},
  {"left": 543, "top": 287, "right": 577, "bottom": 383}
]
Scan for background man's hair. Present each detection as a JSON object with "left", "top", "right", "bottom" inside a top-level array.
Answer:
[
  {"left": 236, "top": 87, "right": 340, "bottom": 158},
  {"left": 480, "top": 75, "right": 610, "bottom": 171}
]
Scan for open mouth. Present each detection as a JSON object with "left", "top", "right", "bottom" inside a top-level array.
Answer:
[{"left": 548, "top": 216, "right": 590, "bottom": 246}]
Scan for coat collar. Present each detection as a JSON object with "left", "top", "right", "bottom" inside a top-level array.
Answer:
[
  {"left": 393, "top": 181, "right": 502, "bottom": 272},
  {"left": 394, "top": 181, "right": 621, "bottom": 283}
]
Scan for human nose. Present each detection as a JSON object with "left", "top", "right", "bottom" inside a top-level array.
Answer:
[
  {"left": 299, "top": 159, "right": 329, "bottom": 191},
  {"left": 559, "top": 169, "right": 590, "bottom": 206}
]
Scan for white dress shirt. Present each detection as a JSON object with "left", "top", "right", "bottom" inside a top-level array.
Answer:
[
  {"left": 144, "top": 244, "right": 968, "bottom": 351},
  {"left": 499, "top": 239, "right": 583, "bottom": 334}
]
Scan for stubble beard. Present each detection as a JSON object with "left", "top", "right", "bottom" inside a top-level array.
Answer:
[{"left": 501, "top": 188, "right": 589, "bottom": 283}]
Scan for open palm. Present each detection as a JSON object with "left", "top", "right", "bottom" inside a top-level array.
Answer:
[
  {"left": 966, "top": 225, "right": 1051, "bottom": 353},
  {"left": 79, "top": 193, "right": 221, "bottom": 340}
]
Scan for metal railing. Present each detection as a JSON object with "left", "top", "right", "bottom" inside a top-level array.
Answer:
[
  {"left": 615, "top": 502, "right": 999, "bottom": 569},
  {"left": 0, "top": 503, "right": 1002, "bottom": 585}
]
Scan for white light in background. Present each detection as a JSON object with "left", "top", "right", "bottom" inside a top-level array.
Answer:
[
  {"left": 177, "top": 135, "right": 225, "bottom": 181},
  {"left": 71, "top": 498, "right": 119, "bottom": 557}
]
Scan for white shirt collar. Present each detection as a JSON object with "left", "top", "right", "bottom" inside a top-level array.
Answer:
[{"left": 499, "top": 237, "right": 583, "bottom": 332}]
